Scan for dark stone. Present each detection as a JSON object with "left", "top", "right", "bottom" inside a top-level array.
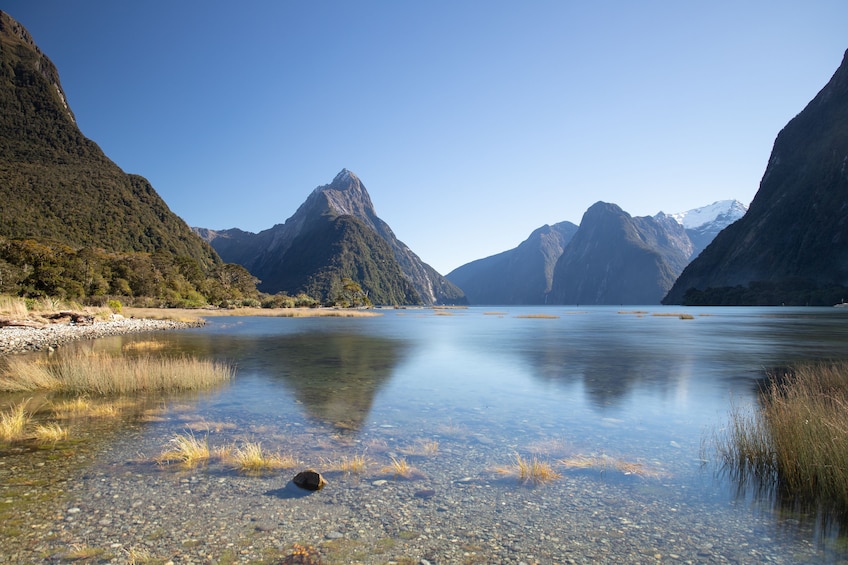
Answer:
[{"left": 292, "top": 470, "right": 327, "bottom": 491}]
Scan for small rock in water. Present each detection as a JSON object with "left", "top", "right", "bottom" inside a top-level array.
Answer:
[
  {"left": 414, "top": 489, "right": 436, "bottom": 499},
  {"left": 371, "top": 480, "right": 388, "bottom": 487},
  {"left": 292, "top": 470, "right": 327, "bottom": 491}
]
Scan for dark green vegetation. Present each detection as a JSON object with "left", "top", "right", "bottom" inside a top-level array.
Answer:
[
  {"left": 713, "top": 362, "right": 848, "bottom": 516},
  {"left": 665, "top": 49, "right": 848, "bottom": 305},
  {"left": 0, "top": 11, "right": 264, "bottom": 307},
  {"left": 250, "top": 215, "right": 419, "bottom": 306},
  {"left": 199, "top": 170, "right": 466, "bottom": 306}
]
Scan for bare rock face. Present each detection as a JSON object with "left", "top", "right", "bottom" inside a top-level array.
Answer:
[{"left": 292, "top": 470, "right": 327, "bottom": 491}]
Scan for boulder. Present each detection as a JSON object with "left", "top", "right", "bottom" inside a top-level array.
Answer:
[{"left": 292, "top": 470, "right": 327, "bottom": 491}]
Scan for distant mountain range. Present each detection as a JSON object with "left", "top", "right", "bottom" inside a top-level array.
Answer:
[
  {"left": 5, "top": 7, "right": 843, "bottom": 308},
  {"left": 665, "top": 49, "right": 848, "bottom": 305},
  {"left": 195, "top": 170, "right": 467, "bottom": 306},
  {"left": 447, "top": 199, "right": 746, "bottom": 305}
]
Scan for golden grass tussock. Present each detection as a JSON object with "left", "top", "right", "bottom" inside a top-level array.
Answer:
[
  {"left": 483, "top": 311, "right": 508, "bottom": 316},
  {"left": 514, "top": 314, "right": 560, "bottom": 319},
  {"left": 34, "top": 422, "right": 69, "bottom": 444},
  {"left": 0, "top": 400, "right": 31, "bottom": 442},
  {"left": 495, "top": 453, "right": 561, "bottom": 485},
  {"left": 326, "top": 454, "right": 370, "bottom": 474},
  {"left": 618, "top": 310, "right": 649, "bottom": 315},
  {"left": 0, "top": 351, "right": 233, "bottom": 394},
  {"left": 125, "top": 306, "right": 381, "bottom": 320},
  {"left": 713, "top": 362, "right": 848, "bottom": 507},
  {"left": 651, "top": 312, "right": 694, "bottom": 319},
  {"left": 156, "top": 431, "right": 210, "bottom": 467},
  {"left": 0, "top": 294, "right": 28, "bottom": 318},
  {"left": 380, "top": 456, "right": 422, "bottom": 479},
  {"left": 223, "top": 441, "right": 297, "bottom": 473}
]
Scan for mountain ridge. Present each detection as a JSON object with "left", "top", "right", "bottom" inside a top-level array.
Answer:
[
  {"left": 197, "top": 170, "right": 466, "bottom": 306},
  {"left": 664, "top": 48, "right": 848, "bottom": 305}
]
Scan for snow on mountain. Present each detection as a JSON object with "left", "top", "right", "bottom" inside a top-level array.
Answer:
[{"left": 666, "top": 200, "right": 747, "bottom": 230}]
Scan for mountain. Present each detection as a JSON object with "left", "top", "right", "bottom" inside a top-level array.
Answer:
[
  {"left": 664, "top": 49, "right": 848, "bottom": 306},
  {"left": 549, "top": 202, "right": 692, "bottom": 305},
  {"left": 197, "top": 170, "right": 466, "bottom": 306},
  {"left": 665, "top": 200, "right": 747, "bottom": 259},
  {"left": 446, "top": 221, "right": 578, "bottom": 304},
  {"left": 0, "top": 11, "right": 218, "bottom": 267},
  {"left": 0, "top": 11, "right": 247, "bottom": 304}
]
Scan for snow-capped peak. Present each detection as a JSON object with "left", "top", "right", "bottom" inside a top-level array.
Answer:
[{"left": 665, "top": 200, "right": 747, "bottom": 230}]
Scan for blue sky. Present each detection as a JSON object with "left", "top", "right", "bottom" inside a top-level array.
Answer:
[{"left": 4, "top": 1, "right": 847, "bottom": 274}]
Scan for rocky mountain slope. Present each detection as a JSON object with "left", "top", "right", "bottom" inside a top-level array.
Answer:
[
  {"left": 549, "top": 202, "right": 692, "bottom": 305},
  {"left": 197, "top": 170, "right": 466, "bottom": 305},
  {"left": 446, "top": 222, "right": 578, "bottom": 304},
  {"left": 666, "top": 200, "right": 747, "bottom": 259},
  {"left": 664, "top": 49, "right": 848, "bottom": 305},
  {"left": 0, "top": 10, "right": 245, "bottom": 304}
]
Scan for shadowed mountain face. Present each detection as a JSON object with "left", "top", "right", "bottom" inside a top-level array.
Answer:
[
  {"left": 197, "top": 170, "right": 466, "bottom": 306},
  {"left": 0, "top": 11, "right": 219, "bottom": 268},
  {"left": 549, "top": 202, "right": 691, "bottom": 305},
  {"left": 446, "top": 222, "right": 578, "bottom": 305},
  {"left": 664, "top": 49, "right": 848, "bottom": 306}
]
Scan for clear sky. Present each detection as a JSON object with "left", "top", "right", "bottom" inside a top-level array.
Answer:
[{"left": 4, "top": 1, "right": 847, "bottom": 274}]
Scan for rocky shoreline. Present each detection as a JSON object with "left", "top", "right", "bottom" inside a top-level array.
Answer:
[{"left": 0, "top": 317, "right": 202, "bottom": 355}]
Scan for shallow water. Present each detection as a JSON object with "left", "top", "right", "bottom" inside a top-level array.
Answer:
[{"left": 5, "top": 306, "right": 848, "bottom": 563}]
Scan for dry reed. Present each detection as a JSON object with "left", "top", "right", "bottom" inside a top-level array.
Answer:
[
  {"left": 495, "top": 453, "right": 561, "bottom": 484},
  {"left": 224, "top": 441, "right": 296, "bottom": 473},
  {"left": 157, "top": 431, "right": 210, "bottom": 467},
  {"left": 34, "top": 422, "right": 68, "bottom": 444},
  {"left": 0, "top": 351, "right": 233, "bottom": 394},
  {"left": 714, "top": 362, "right": 848, "bottom": 508},
  {"left": 0, "top": 400, "right": 30, "bottom": 442}
]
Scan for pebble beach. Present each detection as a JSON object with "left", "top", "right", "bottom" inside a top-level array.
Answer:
[{"left": 0, "top": 317, "right": 201, "bottom": 356}]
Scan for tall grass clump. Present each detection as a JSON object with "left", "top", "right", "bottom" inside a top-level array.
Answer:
[
  {"left": 157, "top": 431, "right": 210, "bottom": 467},
  {"left": 714, "top": 362, "right": 848, "bottom": 509},
  {"left": 0, "top": 352, "right": 233, "bottom": 394},
  {"left": 224, "top": 441, "right": 296, "bottom": 474},
  {"left": 0, "top": 295, "right": 28, "bottom": 318},
  {"left": 0, "top": 401, "right": 31, "bottom": 442},
  {"left": 495, "top": 453, "right": 560, "bottom": 485}
]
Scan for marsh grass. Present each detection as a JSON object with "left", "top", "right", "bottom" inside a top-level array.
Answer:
[
  {"left": 0, "top": 351, "right": 233, "bottom": 394},
  {"left": 0, "top": 295, "right": 28, "bottom": 318},
  {"left": 651, "top": 312, "right": 694, "bottom": 319},
  {"left": 381, "top": 456, "right": 421, "bottom": 479},
  {"left": 125, "top": 306, "right": 381, "bottom": 320},
  {"left": 514, "top": 314, "right": 559, "bottom": 319},
  {"left": 223, "top": 441, "right": 297, "bottom": 473},
  {"left": 326, "top": 454, "right": 370, "bottom": 474},
  {"left": 157, "top": 431, "right": 210, "bottom": 467},
  {"left": 34, "top": 422, "right": 68, "bottom": 444},
  {"left": 715, "top": 362, "right": 848, "bottom": 508},
  {"left": 495, "top": 453, "right": 561, "bottom": 485},
  {"left": 0, "top": 400, "right": 31, "bottom": 442}
]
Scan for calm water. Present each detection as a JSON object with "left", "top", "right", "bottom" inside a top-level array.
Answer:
[{"left": 8, "top": 305, "right": 848, "bottom": 562}]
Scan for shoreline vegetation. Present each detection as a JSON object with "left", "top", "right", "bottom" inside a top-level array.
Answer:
[{"left": 711, "top": 361, "right": 848, "bottom": 513}]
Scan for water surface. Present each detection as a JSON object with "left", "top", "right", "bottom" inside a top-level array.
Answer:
[{"left": 5, "top": 306, "right": 848, "bottom": 563}]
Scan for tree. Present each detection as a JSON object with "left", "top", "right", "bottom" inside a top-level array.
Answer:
[{"left": 333, "top": 277, "right": 372, "bottom": 308}]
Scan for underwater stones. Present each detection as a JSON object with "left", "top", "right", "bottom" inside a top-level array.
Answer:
[{"left": 292, "top": 469, "right": 327, "bottom": 491}]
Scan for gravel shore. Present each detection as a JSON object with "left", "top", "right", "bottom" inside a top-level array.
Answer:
[{"left": 0, "top": 317, "right": 202, "bottom": 356}]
